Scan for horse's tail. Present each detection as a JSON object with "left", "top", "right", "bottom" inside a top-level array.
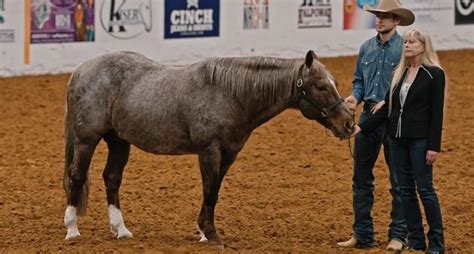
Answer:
[{"left": 63, "top": 74, "right": 89, "bottom": 216}]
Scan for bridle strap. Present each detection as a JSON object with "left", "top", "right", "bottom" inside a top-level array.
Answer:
[
  {"left": 300, "top": 93, "right": 343, "bottom": 117},
  {"left": 296, "top": 64, "right": 344, "bottom": 118}
]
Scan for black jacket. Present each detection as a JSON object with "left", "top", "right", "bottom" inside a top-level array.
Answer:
[{"left": 360, "top": 64, "right": 445, "bottom": 152}]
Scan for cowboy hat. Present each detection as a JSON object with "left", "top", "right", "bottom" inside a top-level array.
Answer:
[{"left": 364, "top": 0, "right": 415, "bottom": 26}]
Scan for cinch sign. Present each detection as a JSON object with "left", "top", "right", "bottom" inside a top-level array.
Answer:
[{"left": 164, "top": 0, "right": 220, "bottom": 39}]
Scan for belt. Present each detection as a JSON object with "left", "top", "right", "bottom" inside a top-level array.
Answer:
[{"left": 363, "top": 101, "right": 378, "bottom": 111}]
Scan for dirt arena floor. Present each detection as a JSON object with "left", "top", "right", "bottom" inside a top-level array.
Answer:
[{"left": 1, "top": 49, "right": 473, "bottom": 253}]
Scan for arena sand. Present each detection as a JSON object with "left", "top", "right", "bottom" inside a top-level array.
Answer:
[{"left": 1, "top": 49, "right": 473, "bottom": 253}]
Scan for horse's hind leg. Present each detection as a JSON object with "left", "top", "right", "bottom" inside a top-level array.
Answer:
[
  {"left": 103, "top": 132, "right": 133, "bottom": 239},
  {"left": 197, "top": 144, "right": 237, "bottom": 246},
  {"left": 64, "top": 138, "right": 99, "bottom": 240}
]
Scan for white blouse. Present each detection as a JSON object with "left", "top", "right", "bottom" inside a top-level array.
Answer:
[{"left": 399, "top": 81, "right": 412, "bottom": 106}]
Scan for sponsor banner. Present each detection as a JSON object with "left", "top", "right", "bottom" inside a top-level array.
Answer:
[
  {"left": 0, "top": 29, "right": 14, "bottom": 42},
  {"left": 0, "top": 0, "right": 4, "bottom": 25},
  {"left": 0, "top": 0, "right": 16, "bottom": 43},
  {"left": 0, "top": 0, "right": 24, "bottom": 68},
  {"left": 243, "top": 0, "right": 269, "bottom": 30},
  {"left": 298, "top": 0, "right": 333, "bottom": 28},
  {"left": 343, "top": 0, "right": 377, "bottom": 30},
  {"left": 100, "top": 0, "right": 152, "bottom": 40},
  {"left": 164, "top": 0, "right": 220, "bottom": 39},
  {"left": 31, "top": 0, "right": 95, "bottom": 43},
  {"left": 455, "top": 0, "right": 474, "bottom": 25},
  {"left": 403, "top": 0, "right": 453, "bottom": 25}
]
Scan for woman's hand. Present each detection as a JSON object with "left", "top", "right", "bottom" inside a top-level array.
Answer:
[
  {"left": 371, "top": 100, "right": 385, "bottom": 114},
  {"left": 426, "top": 150, "right": 439, "bottom": 166},
  {"left": 348, "top": 125, "right": 361, "bottom": 138}
]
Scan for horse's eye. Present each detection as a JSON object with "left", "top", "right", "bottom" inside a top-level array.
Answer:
[{"left": 316, "top": 86, "right": 326, "bottom": 91}]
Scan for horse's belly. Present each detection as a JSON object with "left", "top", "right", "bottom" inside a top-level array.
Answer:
[
  {"left": 133, "top": 141, "right": 196, "bottom": 155},
  {"left": 118, "top": 128, "right": 197, "bottom": 155}
]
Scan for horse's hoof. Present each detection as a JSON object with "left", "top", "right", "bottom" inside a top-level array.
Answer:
[
  {"left": 196, "top": 226, "right": 224, "bottom": 248},
  {"left": 198, "top": 229, "right": 208, "bottom": 242},
  {"left": 111, "top": 224, "right": 133, "bottom": 239},
  {"left": 65, "top": 229, "right": 80, "bottom": 240},
  {"left": 116, "top": 229, "right": 133, "bottom": 239}
]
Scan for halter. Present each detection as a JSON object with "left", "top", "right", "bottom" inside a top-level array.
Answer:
[{"left": 296, "top": 64, "right": 344, "bottom": 118}]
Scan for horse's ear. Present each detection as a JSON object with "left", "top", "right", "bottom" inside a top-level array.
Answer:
[{"left": 305, "top": 50, "right": 318, "bottom": 68}]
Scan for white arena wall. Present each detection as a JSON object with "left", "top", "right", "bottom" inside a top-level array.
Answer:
[{"left": 0, "top": 0, "right": 473, "bottom": 77}]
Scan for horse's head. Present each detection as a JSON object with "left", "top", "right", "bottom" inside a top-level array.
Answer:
[{"left": 295, "top": 50, "right": 354, "bottom": 139}]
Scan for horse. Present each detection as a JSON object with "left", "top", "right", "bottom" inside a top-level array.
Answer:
[{"left": 63, "top": 50, "right": 354, "bottom": 246}]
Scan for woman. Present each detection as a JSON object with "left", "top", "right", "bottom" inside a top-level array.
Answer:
[
  {"left": 74, "top": 0, "right": 86, "bottom": 41},
  {"left": 350, "top": 28, "right": 446, "bottom": 254},
  {"left": 85, "top": 0, "right": 94, "bottom": 41}
]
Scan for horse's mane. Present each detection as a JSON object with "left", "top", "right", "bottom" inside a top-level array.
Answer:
[{"left": 205, "top": 57, "right": 303, "bottom": 106}]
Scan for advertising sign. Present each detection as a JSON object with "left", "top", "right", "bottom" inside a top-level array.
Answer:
[
  {"left": 403, "top": 0, "right": 452, "bottom": 25},
  {"left": 298, "top": 0, "right": 332, "bottom": 28},
  {"left": 455, "top": 0, "right": 474, "bottom": 25},
  {"left": 0, "top": 0, "right": 5, "bottom": 24},
  {"left": 0, "top": 0, "right": 26, "bottom": 69},
  {"left": 243, "top": 0, "right": 269, "bottom": 29},
  {"left": 343, "top": 0, "right": 377, "bottom": 30},
  {"left": 0, "top": 0, "right": 15, "bottom": 43},
  {"left": 99, "top": 0, "right": 152, "bottom": 40},
  {"left": 164, "top": 0, "right": 220, "bottom": 39},
  {"left": 31, "top": 0, "right": 95, "bottom": 43}
]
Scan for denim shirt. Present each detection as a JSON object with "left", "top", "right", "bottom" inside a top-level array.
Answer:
[{"left": 352, "top": 32, "right": 403, "bottom": 104}]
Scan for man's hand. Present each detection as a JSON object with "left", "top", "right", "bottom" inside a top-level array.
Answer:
[
  {"left": 371, "top": 100, "right": 385, "bottom": 114},
  {"left": 345, "top": 95, "right": 358, "bottom": 111},
  {"left": 426, "top": 150, "right": 439, "bottom": 166}
]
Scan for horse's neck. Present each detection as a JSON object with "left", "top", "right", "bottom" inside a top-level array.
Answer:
[{"left": 208, "top": 57, "right": 301, "bottom": 129}]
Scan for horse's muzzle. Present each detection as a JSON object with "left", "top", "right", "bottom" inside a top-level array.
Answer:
[{"left": 332, "top": 118, "right": 355, "bottom": 139}]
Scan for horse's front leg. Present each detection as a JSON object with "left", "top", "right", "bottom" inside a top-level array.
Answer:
[{"left": 197, "top": 144, "right": 237, "bottom": 247}]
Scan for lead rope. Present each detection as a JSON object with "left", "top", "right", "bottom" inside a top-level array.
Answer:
[
  {"left": 347, "top": 109, "right": 356, "bottom": 159},
  {"left": 348, "top": 138, "right": 355, "bottom": 159}
]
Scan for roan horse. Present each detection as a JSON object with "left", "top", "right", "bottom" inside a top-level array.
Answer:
[{"left": 63, "top": 50, "right": 354, "bottom": 245}]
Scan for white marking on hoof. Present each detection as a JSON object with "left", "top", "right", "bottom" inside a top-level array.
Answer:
[
  {"left": 108, "top": 205, "right": 133, "bottom": 239},
  {"left": 65, "top": 226, "right": 80, "bottom": 240},
  {"left": 64, "top": 206, "right": 81, "bottom": 240},
  {"left": 197, "top": 226, "right": 208, "bottom": 242}
]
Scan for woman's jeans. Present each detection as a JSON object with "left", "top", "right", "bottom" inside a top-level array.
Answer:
[
  {"left": 352, "top": 111, "right": 407, "bottom": 245},
  {"left": 389, "top": 137, "right": 445, "bottom": 251}
]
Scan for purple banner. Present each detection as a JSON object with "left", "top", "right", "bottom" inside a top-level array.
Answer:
[{"left": 31, "top": 0, "right": 95, "bottom": 43}]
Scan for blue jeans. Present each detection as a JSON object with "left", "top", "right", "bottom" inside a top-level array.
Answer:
[
  {"left": 352, "top": 111, "right": 407, "bottom": 245},
  {"left": 389, "top": 138, "right": 445, "bottom": 252}
]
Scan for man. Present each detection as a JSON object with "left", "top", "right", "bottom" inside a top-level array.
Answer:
[{"left": 338, "top": 0, "right": 415, "bottom": 251}]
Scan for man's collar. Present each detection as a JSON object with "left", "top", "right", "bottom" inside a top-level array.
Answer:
[{"left": 376, "top": 31, "right": 400, "bottom": 46}]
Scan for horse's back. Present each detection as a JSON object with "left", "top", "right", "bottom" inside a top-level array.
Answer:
[
  {"left": 70, "top": 51, "right": 165, "bottom": 87},
  {"left": 66, "top": 52, "right": 217, "bottom": 152},
  {"left": 66, "top": 52, "right": 251, "bottom": 154}
]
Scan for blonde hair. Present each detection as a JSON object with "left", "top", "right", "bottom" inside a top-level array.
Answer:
[{"left": 389, "top": 28, "right": 442, "bottom": 115}]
